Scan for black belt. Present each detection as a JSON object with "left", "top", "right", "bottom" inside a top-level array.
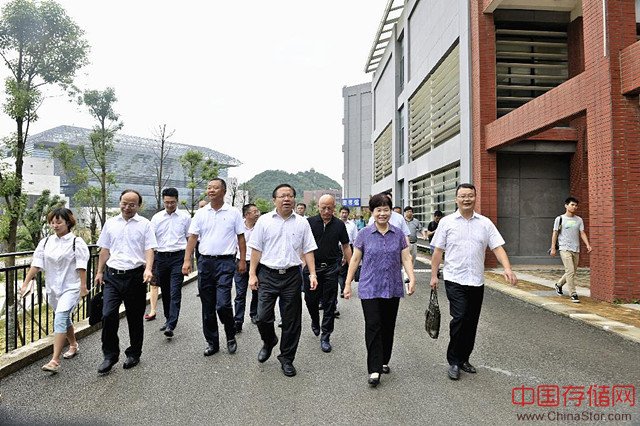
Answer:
[
  {"left": 260, "top": 265, "right": 300, "bottom": 275},
  {"left": 316, "top": 260, "right": 338, "bottom": 269},
  {"left": 156, "top": 250, "right": 185, "bottom": 257},
  {"left": 107, "top": 265, "right": 144, "bottom": 275},
  {"left": 200, "top": 254, "right": 235, "bottom": 260}
]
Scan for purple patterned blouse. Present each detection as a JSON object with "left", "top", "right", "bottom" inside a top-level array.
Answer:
[{"left": 354, "top": 223, "right": 408, "bottom": 299}]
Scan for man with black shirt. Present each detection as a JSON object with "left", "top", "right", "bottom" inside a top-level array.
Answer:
[{"left": 303, "top": 194, "right": 352, "bottom": 353}]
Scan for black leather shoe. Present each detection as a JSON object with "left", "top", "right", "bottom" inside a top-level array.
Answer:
[
  {"left": 311, "top": 323, "right": 320, "bottom": 337},
  {"left": 334, "top": 310, "right": 340, "bottom": 318},
  {"left": 368, "top": 373, "right": 381, "bottom": 387},
  {"left": 160, "top": 324, "right": 167, "bottom": 331},
  {"left": 281, "top": 362, "right": 297, "bottom": 377},
  {"left": 320, "top": 339, "right": 332, "bottom": 353},
  {"left": 204, "top": 344, "right": 219, "bottom": 356},
  {"left": 448, "top": 364, "right": 460, "bottom": 380},
  {"left": 258, "top": 337, "right": 278, "bottom": 363},
  {"left": 122, "top": 356, "right": 140, "bottom": 370},
  {"left": 227, "top": 339, "right": 237, "bottom": 354},
  {"left": 460, "top": 362, "right": 477, "bottom": 374},
  {"left": 234, "top": 322, "right": 243, "bottom": 334},
  {"left": 164, "top": 328, "right": 174, "bottom": 338},
  {"left": 250, "top": 316, "right": 258, "bottom": 325},
  {"left": 382, "top": 365, "right": 390, "bottom": 374},
  {"left": 97, "top": 358, "right": 118, "bottom": 375}
]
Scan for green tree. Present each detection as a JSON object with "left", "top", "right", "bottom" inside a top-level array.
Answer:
[
  {"left": 179, "top": 149, "right": 219, "bottom": 217},
  {"left": 0, "top": 0, "right": 89, "bottom": 352},
  {"left": 0, "top": 0, "right": 89, "bottom": 255},
  {"left": 19, "top": 189, "right": 65, "bottom": 250},
  {"left": 254, "top": 198, "right": 272, "bottom": 213},
  {"left": 79, "top": 87, "right": 121, "bottom": 227}
]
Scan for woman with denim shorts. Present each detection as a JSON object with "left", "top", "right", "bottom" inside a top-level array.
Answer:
[{"left": 21, "top": 208, "right": 89, "bottom": 373}]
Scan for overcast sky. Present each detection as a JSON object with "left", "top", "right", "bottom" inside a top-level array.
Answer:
[{"left": 0, "top": 0, "right": 385, "bottom": 184}]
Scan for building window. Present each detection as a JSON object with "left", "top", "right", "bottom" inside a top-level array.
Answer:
[
  {"left": 398, "top": 106, "right": 405, "bottom": 166},
  {"left": 398, "top": 33, "right": 405, "bottom": 92},
  {"left": 410, "top": 164, "right": 460, "bottom": 225},
  {"left": 374, "top": 124, "right": 393, "bottom": 183},
  {"left": 408, "top": 43, "right": 460, "bottom": 161}
]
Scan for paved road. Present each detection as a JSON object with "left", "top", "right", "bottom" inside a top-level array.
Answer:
[{"left": 1, "top": 269, "right": 639, "bottom": 425}]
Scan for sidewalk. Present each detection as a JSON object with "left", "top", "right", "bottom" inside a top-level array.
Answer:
[{"left": 418, "top": 254, "right": 640, "bottom": 345}]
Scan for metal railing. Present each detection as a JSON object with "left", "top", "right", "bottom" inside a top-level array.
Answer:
[{"left": 1, "top": 245, "right": 100, "bottom": 354}]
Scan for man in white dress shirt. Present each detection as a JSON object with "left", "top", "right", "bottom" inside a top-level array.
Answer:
[
  {"left": 95, "top": 189, "right": 158, "bottom": 374},
  {"left": 182, "top": 178, "right": 246, "bottom": 357},
  {"left": 338, "top": 206, "right": 357, "bottom": 297},
  {"left": 233, "top": 203, "right": 260, "bottom": 331},
  {"left": 151, "top": 187, "right": 191, "bottom": 338},
  {"left": 249, "top": 184, "right": 318, "bottom": 377},
  {"left": 430, "top": 183, "right": 517, "bottom": 381}
]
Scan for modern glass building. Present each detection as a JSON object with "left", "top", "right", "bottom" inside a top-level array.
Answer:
[{"left": 26, "top": 125, "right": 241, "bottom": 209}]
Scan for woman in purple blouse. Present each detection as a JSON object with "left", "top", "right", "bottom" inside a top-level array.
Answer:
[{"left": 344, "top": 193, "right": 416, "bottom": 387}]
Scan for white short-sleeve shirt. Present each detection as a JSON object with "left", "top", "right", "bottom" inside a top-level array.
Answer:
[
  {"left": 248, "top": 210, "right": 317, "bottom": 269},
  {"left": 237, "top": 220, "right": 255, "bottom": 261},
  {"left": 97, "top": 214, "right": 158, "bottom": 270},
  {"left": 431, "top": 210, "right": 506, "bottom": 287},
  {"left": 188, "top": 203, "right": 244, "bottom": 256},
  {"left": 344, "top": 220, "right": 358, "bottom": 244},
  {"left": 151, "top": 208, "right": 191, "bottom": 252},
  {"left": 31, "top": 233, "right": 90, "bottom": 312}
]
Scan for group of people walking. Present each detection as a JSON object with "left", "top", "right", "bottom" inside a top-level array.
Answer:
[{"left": 20, "top": 179, "right": 591, "bottom": 386}]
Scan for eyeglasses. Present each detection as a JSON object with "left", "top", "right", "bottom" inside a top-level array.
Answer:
[
  {"left": 456, "top": 195, "right": 476, "bottom": 200},
  {"left": 163, "top": 200, "right": 178, "bottom": 205},
  {"left": 276, "top": 195, "right": 294, "bottom": 199},
  {"left": 120, "top": 202, "right": 139, "bottom": 208}
]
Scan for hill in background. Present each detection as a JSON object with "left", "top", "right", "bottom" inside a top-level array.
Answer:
[{"left": 245, "top": 168, "right": 341, "bottom": 201}]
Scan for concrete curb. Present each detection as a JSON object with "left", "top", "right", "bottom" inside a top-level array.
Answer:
[
  {"left": 416, "top": 254, "right": 640, "bottom": 345},
  {"left": 484, "top": 277, "right": 640, "bottom": 345},
  {"left": 0, "top": 273, "right": 198, "bottom": 379}
]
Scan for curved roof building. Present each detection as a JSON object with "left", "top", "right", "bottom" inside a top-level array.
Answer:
[{"left": 27, "top": 125, "right": 240, "bottom": 208}]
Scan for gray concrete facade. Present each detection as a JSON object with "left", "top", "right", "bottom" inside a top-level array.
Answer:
[
  {"left": 368, "top": 0, "right": 473, "bottom": 213},
  {"left": 342, "top": 83, "right": 372, "bottom": 205}
]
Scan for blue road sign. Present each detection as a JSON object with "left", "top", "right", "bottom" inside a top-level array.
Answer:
[{"left": 341, "top": 198, "right": 361, "bottom": 207}]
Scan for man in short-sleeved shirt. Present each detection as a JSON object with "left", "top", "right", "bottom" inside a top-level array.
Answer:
[
  {"left": 549, "top": 197, "right": 592, "bottom": 303},
  {"left": 403, "top": 206, "right": 426, "bottom": 279},
  {"left": 151, "top": 187, "right": 191, "bottom": 338},
  {"left": 182, "top": 178, "right": 246, "bottom": 357},
  {"left": 95, "top": 189, "right": 158, "bottom": 374},
  {"left": 430, "top": 183, "right": 517, "bottom": 381},
  {"left": 303, "top": 195, "right": 352, "bottom": 353},
  {"left": 248, "top": 184, "right": 318, "bottom": 377}
]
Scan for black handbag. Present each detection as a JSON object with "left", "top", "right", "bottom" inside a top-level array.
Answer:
[
  {"left": 425, "top": 289, "right": 441, "bottom": 339},
  {"left": 89, "top": 291, "right": 104, "bottom": 326}
]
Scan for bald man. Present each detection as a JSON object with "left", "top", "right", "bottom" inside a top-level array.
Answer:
[{"left": 303, "top": 195, "right": 352, "bottom": 353}]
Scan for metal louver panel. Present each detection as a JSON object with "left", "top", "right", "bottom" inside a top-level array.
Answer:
[
  {"left": 409, "top": 44, "right": 460, "bottom": 161},
  {"left": 496, "top": 28, "right": 568, "bottom": 116},
  {"left": 373, "top": 124, "right": 393, "bottom": 183}
]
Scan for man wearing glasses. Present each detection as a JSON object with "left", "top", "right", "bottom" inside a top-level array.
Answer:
[
  {"left": 183, "top": 178, "right": 246, "bottom": 357},
  {"left": 151, "top": 187, "right": 191, "bottom": 338},
  {"left": 95, "top": 189, "right": 157, "bottom": 374},
  {"left": 430, "top": 183, "right": 518, "bottom": 381},
  {"left": 249, "top": 184, "right": 318, "bottom": 377}
]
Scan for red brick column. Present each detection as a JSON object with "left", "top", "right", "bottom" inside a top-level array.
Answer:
[
  {"left": 583, "top": 0, "right": 640, "bottom": 301},
  {"left": 470, "top": 0, "right": 499, "bottom": 266}
]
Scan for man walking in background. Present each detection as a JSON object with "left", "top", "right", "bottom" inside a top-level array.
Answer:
[
  {"left": 233, "top": 203, "right": 261, "bottom": 331},
  {"left": 303, "top": 195, "right": 352, "bottom": 353},
  {"left": 550, "top": 197, "right": 592, "bottom": 303},
  {"left": 151, "top": 187, "right": 191, "bottom": 338}
]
